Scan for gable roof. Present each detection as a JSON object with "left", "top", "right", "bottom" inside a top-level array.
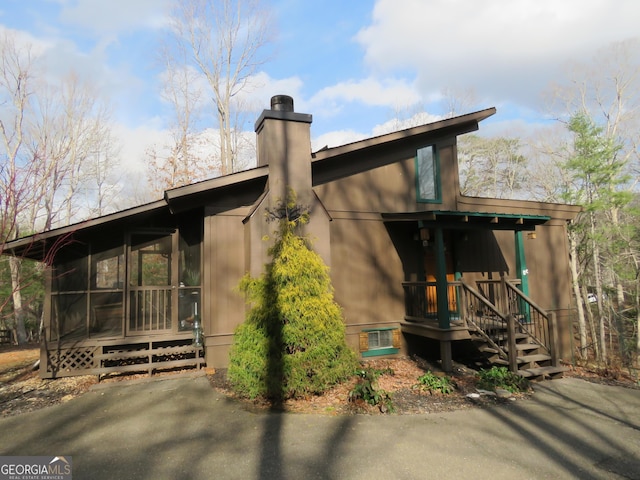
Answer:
[{"left": 3, "top": 108, "right": 496, "bottom": 261}]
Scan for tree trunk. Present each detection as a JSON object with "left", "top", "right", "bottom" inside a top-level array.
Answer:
[
  {"left": 9, "top": 256, "right": 28, "bottom": 345},
  {"left": 583, "top": 287, "right": 600, "bottom": 362},
  {"left": 588, "top": 210, "right": 607, "bottom": 364},
  {"left": 637, "top": 274, "right": 640, "bottom": 367},
  {"left": 569, "top": 231, "right": 588, "bottom": 360}
]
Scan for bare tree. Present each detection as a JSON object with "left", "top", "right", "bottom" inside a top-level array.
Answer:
[
  {"left": 0, "top": 33, "right": 121, "bottom": 344},
  {"left": 458, "top": 134, "right": 527, "bottom": 199},
  {"left": 163, "top": 0, "right": 272, "bottom": 177},
  {"left": 440, "top": 86, "right": 478, "bottom": 119},
  {"left": 545, "top": 39, "right": 640, "bottom": 366},
  {"left": 146, "top": 43, "right": 211, "bottom": 196},
  {"left": 0, "top": 32, "right": 38, "bottom": 344},
  {"left": 28, "top": 72, "right": 119, "bottom": 228}
]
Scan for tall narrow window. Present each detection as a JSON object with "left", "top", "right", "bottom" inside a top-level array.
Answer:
[{"left": 416, "top": 145, "right": 440, "bottom": 202}]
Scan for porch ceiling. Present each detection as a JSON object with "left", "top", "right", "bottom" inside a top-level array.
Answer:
[{"left": 381, "top": 210, "right": 550, "bottom": 231}]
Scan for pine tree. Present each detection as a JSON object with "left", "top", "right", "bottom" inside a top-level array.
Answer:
[{"left": 228, "top": 193, "right": 357, "bottom": 401}]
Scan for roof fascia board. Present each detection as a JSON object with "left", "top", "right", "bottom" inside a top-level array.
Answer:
[
  {"left": 3, "top": 199, "right": 168, "bottom": 253},
  {"left": 164, "top": 166, "right": 269, "bottom": 214},
  {"left": 312, "top": 107, "right": 496, "bottom": 162},
  {"left": 457, "top": 196, "right": 583, "bottom": 220},
  {"left": 310, "top": 108, "right": 495, "bottom": 186},
  {"left": 164, "top": 165, "right": 268, "bottom": 203}
]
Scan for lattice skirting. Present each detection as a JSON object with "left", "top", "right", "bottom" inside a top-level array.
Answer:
[
  {"left": 46, "top": 346, "right": 99, "bottom": 375},
  {"left": 43, "top": 338, "right": 204, "bottom": 378}
]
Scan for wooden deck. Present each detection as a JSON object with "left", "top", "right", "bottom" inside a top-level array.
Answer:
[{"left": 400, "top": 318, "right": 473, "bottom": 341}]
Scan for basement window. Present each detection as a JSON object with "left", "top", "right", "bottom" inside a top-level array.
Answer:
[{"left": 359, "top": 328, "right": 401, "bottom": 357}]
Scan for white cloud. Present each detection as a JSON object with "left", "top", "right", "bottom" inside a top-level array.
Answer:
[
  {"left": 112, "top": 121, "right": 167, "bottom": 173},
  {"left": 54, "top": 0, "right": 170, "bottom": 34},
  {"left": 371, "top": 112, "right": 442, "bottom": 137},
  {"left": 356, "top": 0, "right": 640, "bottom": 108},
  {"left": 312, "top": 129, "right": 368, "bottom": 151},
  {"left": 309, "top": 77, "right": 421, "bottom": 115},
  {"left": 234, "top": 71, "right": 305, "bottom": 113}
]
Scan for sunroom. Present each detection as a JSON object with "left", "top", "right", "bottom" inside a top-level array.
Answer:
[{"left": 11, "top": 202, "right": 206, "bottom": 378}]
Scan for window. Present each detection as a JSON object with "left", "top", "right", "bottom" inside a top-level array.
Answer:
[
  {"left": 359, "top": 328, "right": 401, "bottom": 357},
  {"left": 416, "top": 145, "right": 441, "bottom": 202}
]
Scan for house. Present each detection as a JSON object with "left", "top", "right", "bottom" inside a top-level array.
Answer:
[{"left": 4, "top": 95, "right": 581, "bottom": 379}]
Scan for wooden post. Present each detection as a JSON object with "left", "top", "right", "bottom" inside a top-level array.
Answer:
[
  {"left": 500, "top": 275, "right": 508, "bottom": 314},
  {"left": 434, "top": 227, "right": 450, "bottom": 329},
  {"left": 549, "top": 311, "right": 559, "bottom": 366},
  {"left": 514, "top": 231, "right": 530, "bottom": 296},
  {"left": 458, "top": 282, "right": 467, "bottom": 328},
  {"left": 507, "top": 314, "right": 518, "bottom": 373},
  {"left": 440, "top": 340, "right": 453, "bottom": 373}
]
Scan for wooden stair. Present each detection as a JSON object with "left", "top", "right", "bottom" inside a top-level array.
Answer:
[{"left": 469, "top": 321, "right": 568, "bottom": 380}]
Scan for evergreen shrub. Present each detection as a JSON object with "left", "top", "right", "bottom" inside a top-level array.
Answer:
[{"left": 228, "top": 193, "right": 358, "bottom": 400}]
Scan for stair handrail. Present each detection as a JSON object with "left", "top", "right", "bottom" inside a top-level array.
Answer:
[
  {"left": 459, "top": 280, "right": 511, "bottom": 364},
  {"left": 503, "top": 279, "right": 555, "bottom": 360},
  {"left": 504, "top": 279, "right": 549, "bottom": 315}
]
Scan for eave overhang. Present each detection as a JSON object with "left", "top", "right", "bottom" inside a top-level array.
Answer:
[
  {"left": 3, "top": 200, "right": 168, "bottom": 261},
  {"left": 311, "top": 108, "right": 496, "bottom": 186},
  {"left": 381, "top": 210, "right": 550, "bottom": 231},
  {"left": 164, "top": 165, "right": 268, "bottom": 214}
]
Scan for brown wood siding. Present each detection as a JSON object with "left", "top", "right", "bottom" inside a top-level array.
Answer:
[
  {"left": 316, "top": 157, "right": 416, "bottom": 213},
  {"left": 328, "top": 218, "right": 405, "bottom": 349},
  {"left": 315, "top": 141, "right": 458, "bottom": 216},
  {"left": 203, "top": 213, "right": 246, "bottom": 340}
]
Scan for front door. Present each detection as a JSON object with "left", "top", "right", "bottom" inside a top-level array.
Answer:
[{"left": 127, "top": 231, "right": 177, "bottom": 334}]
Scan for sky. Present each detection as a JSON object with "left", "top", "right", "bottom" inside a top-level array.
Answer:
[{"left": 1, "top": 0, "right": 639, "bottom": 175}]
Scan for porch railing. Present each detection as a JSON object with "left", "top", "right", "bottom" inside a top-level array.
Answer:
[
  {"left": 403, "top": 278, "right": 558, "bottom": 370},
  {"left": 458, "top": 281, "right": 511, "bottom": 366},
  {"left": 402, "top": 281, "right": 461, "bottom": 321},
  {"left": 129, "top": 287, "right": 172, "bottom": 332},
  {"left": 503, "top": 279, "right": 557, "bottom": 363}
]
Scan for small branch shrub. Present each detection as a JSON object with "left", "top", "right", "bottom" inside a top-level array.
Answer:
[
  {"left": 414, "top": 371, "right": 455, "bottom": 394},
  {"left": 477, "top": 366, "right": 530, "bottom": 393},
  {"left": 348, "top": 368, "right": 395, "bottom": 413}
]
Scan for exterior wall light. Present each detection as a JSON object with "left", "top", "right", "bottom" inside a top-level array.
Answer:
[
  {"left": 192, "top": 317, "right": 203, "bottom": 347},
  {"left": 192, "top": 300, "right": 203, "bottom": 347}
]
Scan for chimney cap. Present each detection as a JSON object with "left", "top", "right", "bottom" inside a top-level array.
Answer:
[
  {"left": 254, "top": 95, "right": 311, "bottom": 132},
  {"left": 271, "top": 95, "right": 294, "bottom": 112}
]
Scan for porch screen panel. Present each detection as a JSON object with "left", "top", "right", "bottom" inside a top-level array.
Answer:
[
  {"left": 51, "top": 254, "right": 89, "bottom": 341},
  {"left": 90, "top": 245, "right": 125, "bottom": 338},
  {"left": 52, "top": 293, "right": 87, "bottom": 340},
  {"left": 90, "top": 292, "right": 123, "bottom": 337},
  {"left": 128, "top": 233, "right": 173, "bottom": 333},
  {"left": 178, "top": 219, "right": 202, "bottom": 332}
]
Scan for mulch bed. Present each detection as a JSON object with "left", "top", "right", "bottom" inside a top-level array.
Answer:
[
  {"left": 207, "top": 356, "right": 522, "bottom": 415},
  {"left": 1, "top": 345, "right": 638, "bottom": 418}
]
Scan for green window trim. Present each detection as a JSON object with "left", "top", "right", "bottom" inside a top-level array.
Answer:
[
  {"left": 415, "top": 145, "right": 442, "bottom": 204},
  {"left": 359, "top": 328, "right": 401, "bottom": 357},
  {"left": 362, "top": 347, "right": 400, "bottom": 358}
]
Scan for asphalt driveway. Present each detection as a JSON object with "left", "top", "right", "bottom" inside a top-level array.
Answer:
[{"left": 0, "top": 374, "right": 639, "bottom": 480}]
